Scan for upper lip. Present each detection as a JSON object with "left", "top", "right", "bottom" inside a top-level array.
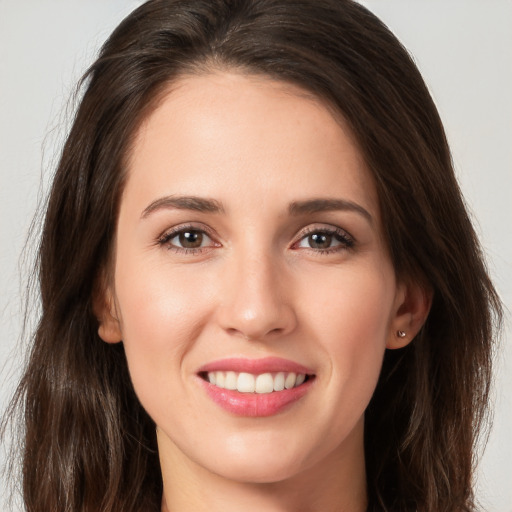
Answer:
[{"left": 197, "top": 357, "right": 314, "bottom": 375}]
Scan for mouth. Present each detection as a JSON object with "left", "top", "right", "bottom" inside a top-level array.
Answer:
[
  {"left": 198, "top": 370, "right": 313, "bottom": 394},
  {"left": 196, "top": 357, "right": 316, "bottom": 417}
]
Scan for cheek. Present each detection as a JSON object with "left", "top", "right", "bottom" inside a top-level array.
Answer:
[
  {"left": 112, "top": 258, "right": 217, "bottom": 404},
  {"left": 303, "top": 260, "right": 394, "bottom": 337},
  {"left": 115, "top": 250, "right": 218, "bottom": 334},
  {"left": 301, "top": 262, "right": 394, "bottom": 404}
]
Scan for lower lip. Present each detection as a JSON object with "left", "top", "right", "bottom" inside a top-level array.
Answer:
[{"left": 199, "top": 378, "right": 314, "bottom": 417}]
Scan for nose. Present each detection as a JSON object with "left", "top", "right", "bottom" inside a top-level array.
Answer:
[{"left": 216, "top": 251, "right": 297, "bottom": 341}]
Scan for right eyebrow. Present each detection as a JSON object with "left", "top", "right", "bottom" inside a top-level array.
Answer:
[
  {"left": 140, "top": 195, "right": 225, "bottom": 219},
  {"left": 288, "top": 197, "right": 373, "bottom": 225}
]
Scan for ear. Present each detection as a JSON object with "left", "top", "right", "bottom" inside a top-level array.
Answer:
[
  {"left": 93, "top": 280, "right": 122, "bottom": 344},
  {"left": 386, "top": 279, "right": 432, "bottom": 349}
]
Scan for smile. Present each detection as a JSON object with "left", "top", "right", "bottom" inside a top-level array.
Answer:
[
  {"left": 202, "top": 371, "right": 309, "bottom": 394},
  {"left": 197, "top": 358, "right": 316, "bottom": 417}
]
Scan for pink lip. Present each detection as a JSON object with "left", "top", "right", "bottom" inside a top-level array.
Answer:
[
  {"left": 196, "top": 357, "right": 315, "bottom": 417},
  {"left": 197, "top": 357, "right": 313, "bottom": 375},
  {"left": 199, "top": 378, "right": 314, "bottom": 417}
]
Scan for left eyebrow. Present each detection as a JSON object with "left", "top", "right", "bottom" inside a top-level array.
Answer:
[
  {"left": 288, "top": 198, "right": 373, "bottom": 224},
  {"left": 141, "top": 195, "right": 225, "bottom": 219}
]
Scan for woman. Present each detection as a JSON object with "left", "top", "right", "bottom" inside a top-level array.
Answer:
[{"left": 4, "top": 0, "right": 502, "bottom": 511}]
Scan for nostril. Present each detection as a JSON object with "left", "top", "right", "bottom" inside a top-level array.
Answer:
[{"left": 225, "top": 326, "right": 287, "bottom": 342}]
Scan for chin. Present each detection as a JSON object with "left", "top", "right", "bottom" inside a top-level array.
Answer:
[
  {"left": 202, "top": 436, "right": 314, "bottom": 484},
  {"left": 213, "top": 457, "right": 303, "bottom": 485}
]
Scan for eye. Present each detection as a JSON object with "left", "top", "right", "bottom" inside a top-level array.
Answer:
[
  {"left": 173, "top": 230, "right": 208, "bottom": 249},
  {"left": 294, "top": 227, "right": 354, "bottom": 252},
  {"left": 158, "top": 226, "right": 218, "bottom": 252}
]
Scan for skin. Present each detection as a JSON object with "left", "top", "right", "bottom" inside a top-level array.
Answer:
[{"left": 97, "top": 71, "right": 430, "bottom": 512}]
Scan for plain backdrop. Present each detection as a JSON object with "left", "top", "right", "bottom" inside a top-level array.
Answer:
[{"left": 1, "top": 1, "right": 511, "bottom": 510}]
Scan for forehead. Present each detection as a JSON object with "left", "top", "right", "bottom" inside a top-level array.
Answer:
[{"left": 123, "top": 71, "right": 379, "bottom": 220}]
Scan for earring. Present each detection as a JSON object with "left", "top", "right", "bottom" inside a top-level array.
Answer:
[{"left": 397, "top": 330, "right": 406, "bottom": 338}]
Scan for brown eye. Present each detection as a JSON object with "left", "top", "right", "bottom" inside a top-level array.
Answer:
[
  {"left": 178, "top": 230, "right": 204, "bottom": 248},
  {"left": 308, "top": 233, "right": 333, "bottom": 249},
  {"left": 295, "top": 227, "right": 354, "bottom": 252},
  {"left": 159, "top": 227, "right": 215, "bottom": 251}
]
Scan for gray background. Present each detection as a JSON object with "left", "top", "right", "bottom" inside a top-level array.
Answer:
[{"left": 1, "top": 1, "right": 511, "bottom": 510}]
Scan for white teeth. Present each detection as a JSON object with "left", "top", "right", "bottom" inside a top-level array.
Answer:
[
  {"left": 273, "top": 372, "right": 285, "bottom": 391},
  {"left": 255, "top": 373, "right": 274, "bottom": 394},
  {"left": 206, "top": 371, "right": 307, "bottom": 394},
  {"left": 215, "top": 371, "right": 225, "bottom": 387},
  {"left": 284, "top": 372, "right": 297, "bottom": 389},
  {"left": 237, "top": 372, "right": 255, "bottom": 393},
  {"left": 225, "top": 371, "right": 237, "bottom": 390}
]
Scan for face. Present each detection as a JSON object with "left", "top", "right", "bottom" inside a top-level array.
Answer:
[{"left": 99, "top": 71, "right": 416, "bottom": 486}]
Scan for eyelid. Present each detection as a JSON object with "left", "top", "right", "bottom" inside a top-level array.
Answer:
[
  {"left": 156, "top": 222, "right": 354, "bottom": 254},
  {"left": 157, "top": 223, "right": 220, "bottom": 251},
  {"left": 292, "top": 224, "right": 355, "bottom": 251}
]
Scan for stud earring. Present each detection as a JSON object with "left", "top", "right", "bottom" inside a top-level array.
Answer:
[{"left": 397, "top": 330, "right": 406, "bottom": 338}]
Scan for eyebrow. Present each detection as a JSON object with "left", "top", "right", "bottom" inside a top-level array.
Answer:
[
  {"left": 141, "top": 195, "right": 372, "bottom": 224},
  {"left": 288, "top": 198, "right": 373, "bottom": 224},
  {"left": 141, "top": 195, "right": 225, "bottom": 218}
]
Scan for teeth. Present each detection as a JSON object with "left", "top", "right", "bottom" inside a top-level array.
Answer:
[
  {"left": 206, "top": 371, "right": 308, "bottom": 394},
  {"left": 225, "top": 371, "right": 237, "bottom": 390},
  {"left": 237, "top": 372, "right": 255, "bottom": 393},
  {"left": 255, "top": 373, "right": 274, "bottom": 394},
  {"left": 284, "top": 372, "right": 297, "bottom": 389},
  {"left": 273, "top": 372, "right": 285, "bottom": 391},
  {"left": 215, "top": 371, "right": 225, "bottom": 388}
]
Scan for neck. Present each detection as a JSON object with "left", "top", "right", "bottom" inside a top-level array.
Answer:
[{"left": 159, "top": 420, "right": 368, "bottom": 512}]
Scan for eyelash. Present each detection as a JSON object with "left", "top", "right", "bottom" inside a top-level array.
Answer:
[
  {"left": 157, "top": 224, "right": 355, "bottom": 255},
  {"left": 157, "top": 224, "right": 218, "bottom": 254},
  {"left": 292, "top": 226, "right": 355, "bottom": 254}
]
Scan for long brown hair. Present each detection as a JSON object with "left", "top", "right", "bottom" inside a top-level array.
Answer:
[{"left": 4, "top": 1, "right": 502, "bottom": 510}]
